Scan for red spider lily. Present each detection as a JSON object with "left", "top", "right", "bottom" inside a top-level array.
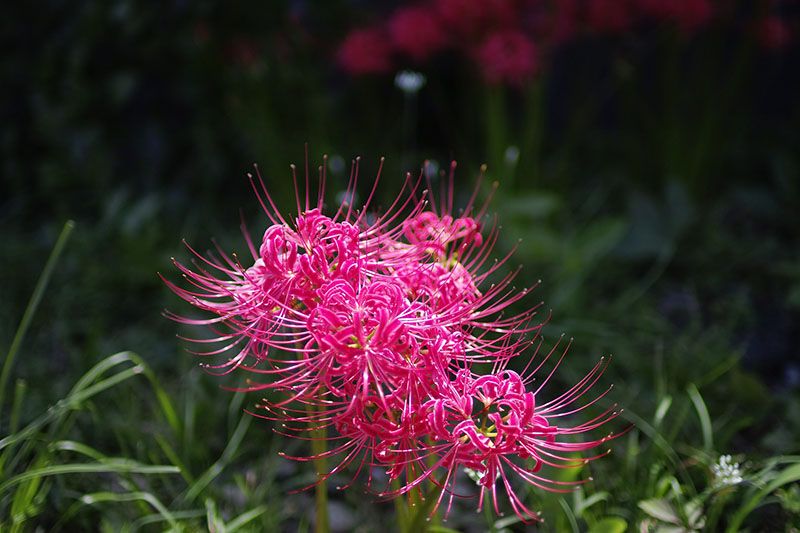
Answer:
[
  {"left": 378, "top": 339, "right": 625, "bottom": 522},
  {"left": 475, "top": 30, "right": 540, "bottom": 86},
  {"left": 163, "top": 154, "right": 624, "bottom": 522},
  {"left": 757, "top": 15, "right": 792, "bottom": 50},
  {"left": 638, "top": 0, "right": 714, "bottom": 34},
  {"left": 337, "top": 27, "right": 393, "bottom": 75},
  {"left": 434, "top": 0, "right": 518, "bottom": 39},
  {"left": 388, "top": 5, "right": 448, "bottom": 62}
]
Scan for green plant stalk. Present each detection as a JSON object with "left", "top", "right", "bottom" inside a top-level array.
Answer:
[
  {"left": 660, "top": 29, "right": 681, "bottom": 184},
  {"left": 392, "top": 479, "right": 409, "bottom": 530},
  {"left": 686, "top": 26, "right": 755, "bottom": 192},
  {"left": 520, "top": 78, "right": 545, "bottom": 187},
  {"left": 400, "top": 91, "right": 419, "bottom": 168},
  {"left": 310, "top": 402, "right": 329, "bottom": 533},
  {"left": 484, "top": 500, "right": 497, "bottom": 533},
  {"left": 485, "top": 85, "right": 508, "bottom": 179},
  {"left": 404, "top": 478, "right": 445, "bottom": 533},
  {"left": 0, "top": 220, "right": 75, "bottom": 420},
  {"left": 9, "top": 380, "right": 26, "bottom": 435},
  {"left": 705, "top": 489, "right": 731, "bottom": 531}
]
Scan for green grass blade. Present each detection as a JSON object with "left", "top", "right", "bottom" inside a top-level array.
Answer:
[
  {"left": 80, "top": 490, "right": 180, "bottom": 531},
  {"left": 227, "top": 505, "right": 269, "bottom": 531},
  {"left": 49, "top": 440, "right": 108, "bottom": 462},
  {"left": 69, "top": 351, "right": 141, "bottom": 395},
  {"left": 68, "top": 351, "right": 181, "bottom": 437},
  {"left": 206, "top": 498, "right": 227, "bottom": 533},
  {"left": 652, "top": 395, "right": 673, "bottom": 428},
  {"left": 557, "top": 496, "right": 580, "bottom": 533},
  {"left": 618, "top": 408, "right": 696, "bottom": 495},
  {"left": 154, "top": 433, "right": 194, "bottom": 484},
  {"left": 9, "top": 379, "right": 27, "bottom": 434},
  {"left": 183, "top": 412, "right": 251, "bottom": 503},
  {"left": 0, "top": 364, "right": 143, "bottom": 452},
  {"left": 133, "top": 509, "right": 205, "bottom": 529},
  {"left": 0, "top": 461, "right": 180, "bottom": 494},
  {"left": 9, "top": 455, "right": 48, "bottom": 527},
  {"left": 0, "top": 220, "right": 74, "bottom": 416},
  {"left": 725, "top": 462, "right": 800, "bottom": 532},
  {"left": 687, "top": 384, "right": 713, "bottom": 453}
]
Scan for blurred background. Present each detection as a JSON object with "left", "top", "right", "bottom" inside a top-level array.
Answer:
[{"left": 1, "top": 0, "right": 799, "bottom": 531}]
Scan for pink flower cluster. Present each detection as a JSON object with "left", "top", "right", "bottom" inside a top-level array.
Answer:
[
  {"left": 337, "top": 0, "right": 794, "bottom": 85},
  {"left": 165, "top": 157, "right": 623, "bottom": 521}
]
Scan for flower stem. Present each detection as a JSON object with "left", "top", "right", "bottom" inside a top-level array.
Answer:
[{"left": 309, "top": 403, "right": 329, "bottom": 533}]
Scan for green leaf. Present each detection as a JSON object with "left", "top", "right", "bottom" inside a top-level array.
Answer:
[
  {"left": 574, "top": 491, "right": 609, "bottom": 517},
  {"left": 588, "top": 517, "right": 628, "bottom": 533},
  {"left": 427, "top": 526, "right": 463, "bottom": 533},
  {"left": 639, "top": 498, "right": 679, "bottom": 524}
]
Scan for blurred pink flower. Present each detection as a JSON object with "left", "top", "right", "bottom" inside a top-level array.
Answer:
[
  {"left": 388, "top": 5, "right": 448, "bottom": 62},
  {"left": 757, "top": 15, "right": 792, "bottom": 50},
  {"left": 475, "top": 30, "right": 539, "bottom": 85},
  {"left": 434, "top": 0, "right": 518, "bottom": 38},
  {"left": 226, "top": 37, "right": 261, "bottom": 68},
  {"left": 586, "top": 0, "right": 637, "bottom": 34},
  {"left": 338, "top": 27, "right": 393, "bottom": 75},
  {"left": 639, "top": 0, "right": 713, "bottom": 33}
]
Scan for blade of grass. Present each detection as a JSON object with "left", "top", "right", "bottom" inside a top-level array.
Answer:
[
  {"left": 49, "top": 440, "right": 107, "bottom": 462},
  {"left": 0, "top": 461, "right": 180, "bottom": 494},
  {"left": 0, "top": 220, "right": 74, "bottom": 417},
  {"left": 227, "top": 504, "right": 269, "bottom": 531},
  {"left": 182, "top": 411, "right": 251, "bottom": 503},
  {"left": 687, "top": 384, "right": 713, "bottom": 453},
  {"left": 154, "top": 433, "right": 195, "bottom": 484},
  {"left": 9, "top": 455, "right": 48, "bottom": 528},
  {"left": 206, "top": 498, "right": 227, "bottom": 533},
  {"left": 618, "top": 408, "right": 697, "bottom": 495},
  {"left": 69, "top": 351, "right": 181, "bottom": 437},
  {"left": 0, "top": 362, "right": 143, "bottom": 452},
  {"left": 726, "top": 462, "right": 800, "bottom": 532},
  {"left": 557, "top": 496, "right": 580, "bottom": 533},
  {"left": 133, "top": 509, "right": 206, "bottom": 529},
  {"left": 80, "top": 490, "right": 180, "bottom": 531},
  {"left": 10, "top": 380, "right": 26, "bottom": 434}
]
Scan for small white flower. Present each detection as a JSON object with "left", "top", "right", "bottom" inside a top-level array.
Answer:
[
  {"left": 712, "top": 454, "right": 743, "bottom": 488},
  {"left": 394, "top": 70, "right": 427, "bottom": 94}
]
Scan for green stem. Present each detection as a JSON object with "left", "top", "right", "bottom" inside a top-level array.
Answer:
[
  {"left": 403, "top": 479, "right": 445, "bottom": 533},
  {"left": 520, "top": 77, "right": 545, "bottom": 188},
  {"left": 0, "top": 220, "right": 75, "bottom": 421},
  {"left": 310, "top": 403, "right": 329, "bottom": 533},
  {"left": 484, "top": 501, "right": 497, "bottom": 533},
  {"left": 485, "top": 85, "right": 508, "bottom": 178}
]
